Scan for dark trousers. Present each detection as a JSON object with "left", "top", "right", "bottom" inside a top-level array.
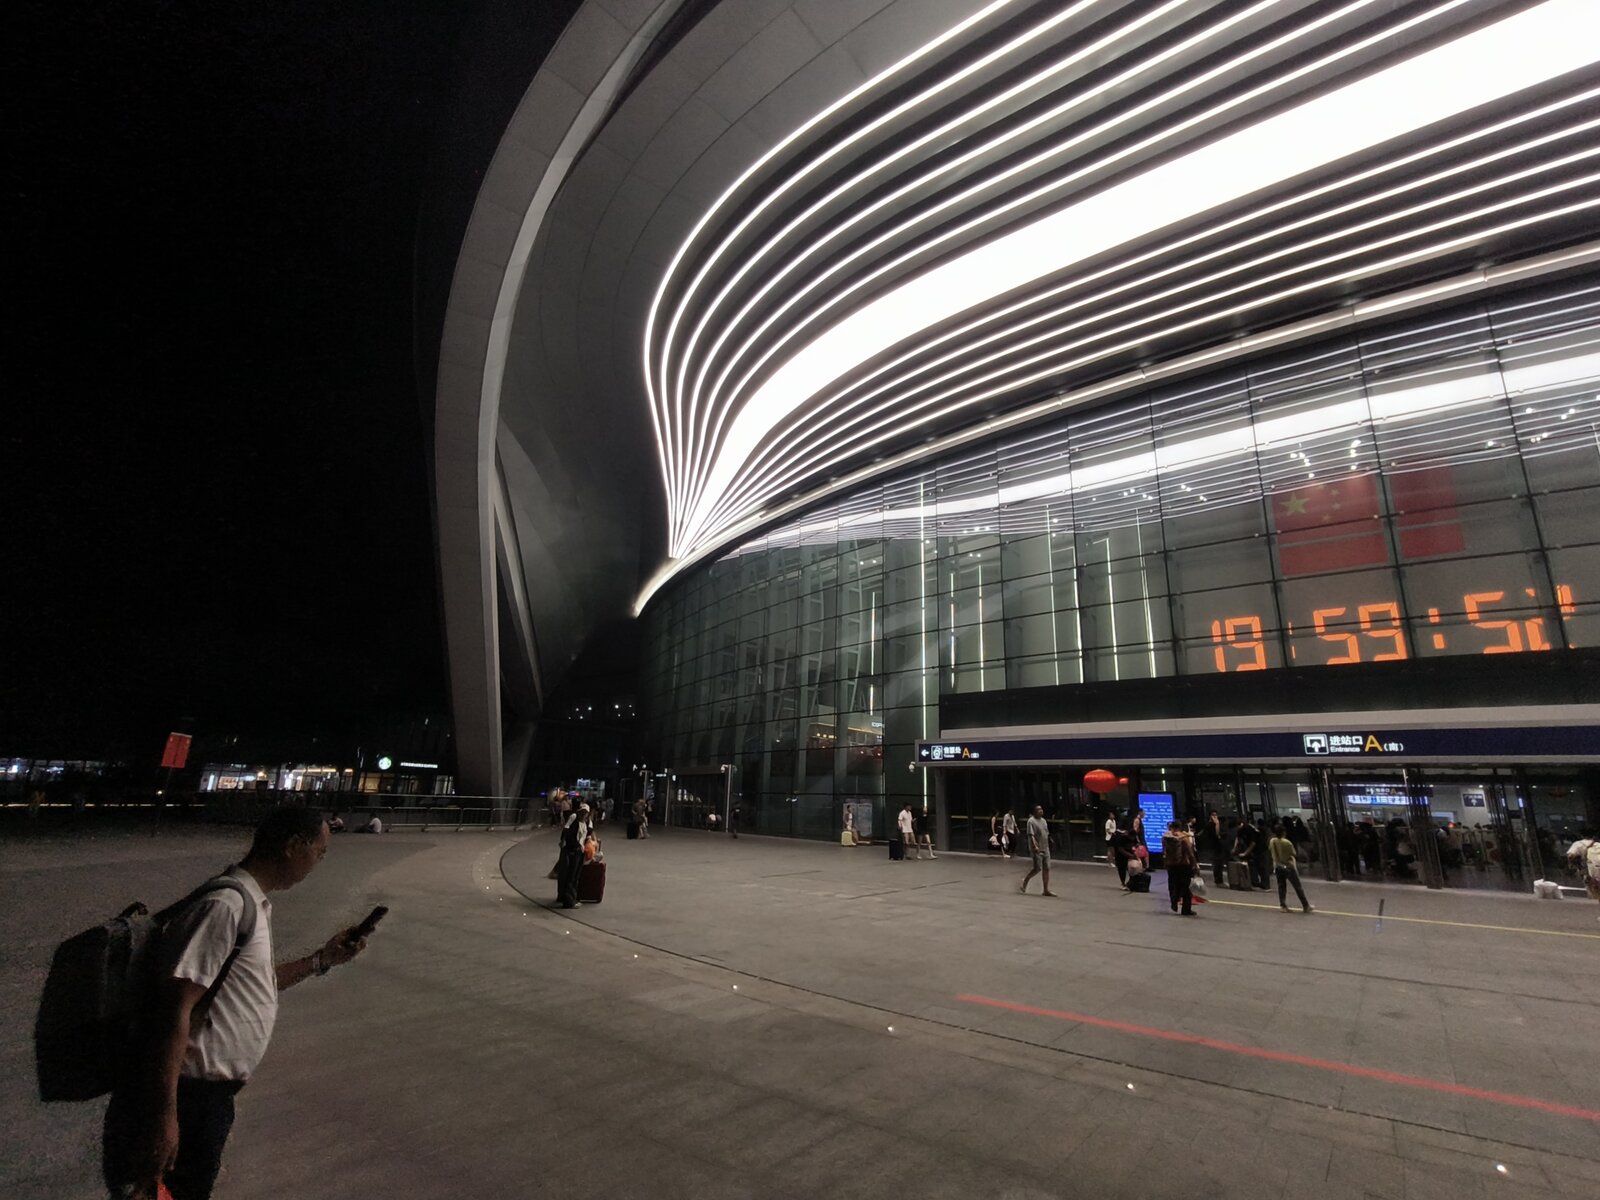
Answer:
[
  {"left": 104, "top": 1076, "right": 243, "bottom": 1200},
  {"left": 1209, "top": 852, "right": 1225, "bottom": 885},
  {"left": 1167, "top": 864, "right": 1194, "bottom": 914},
  {"left": 557, "top": 849, "right": 584, "bottom": 906},
  {"left": 1276, "top": 863, "right": 1310, "bottom": 909},
  {"left": 1250, "top": 853, "right": 1270, "bottom": 889},
  {"left": 1113, "top": 853, "right": 1130, "bottom": 885}
]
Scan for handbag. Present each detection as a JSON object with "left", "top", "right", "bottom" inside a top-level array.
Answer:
[
  {"left": 988, "top": 834, "right": 999, "bottom": 847},
  {"left": 1190, "top": 873, "right": 1207, "bottom": 895}
]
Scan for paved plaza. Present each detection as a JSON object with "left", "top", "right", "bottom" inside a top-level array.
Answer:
[{"left": 4, "top": 823, "right": 1598, "bottom": 1199}]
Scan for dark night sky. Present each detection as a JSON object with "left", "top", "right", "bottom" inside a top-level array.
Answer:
[{"left": 8, "top": 2, "right": 575, "bottom": 760}]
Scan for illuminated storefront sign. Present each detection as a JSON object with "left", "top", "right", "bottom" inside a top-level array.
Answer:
[{"left": 1343, "top": 788, "right": 1412, "bottom": 808}]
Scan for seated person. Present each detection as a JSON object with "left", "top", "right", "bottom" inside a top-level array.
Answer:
[{"left": 364, "top": 814, "right": 384, "bottom": 834}]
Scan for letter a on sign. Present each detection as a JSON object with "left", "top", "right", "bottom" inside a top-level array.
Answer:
[{"left": 1363, "top": 734, "right": 1382, "bottom": 753}]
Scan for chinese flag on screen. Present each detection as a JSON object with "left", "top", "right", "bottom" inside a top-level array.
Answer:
[
  {"left": 1390, "top": 465, "right": 1466, "bottom": 559},
  {"left": 1271, "top": 474, "right": 1387, "bottom": 576}
]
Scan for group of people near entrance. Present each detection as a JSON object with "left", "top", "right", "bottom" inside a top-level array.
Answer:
[
  {"left": 1100, "top": 810, "right": 1313, "bottom": 915},
  {"left": 893, "top": 802, "right": 936, "bottom": 858}
]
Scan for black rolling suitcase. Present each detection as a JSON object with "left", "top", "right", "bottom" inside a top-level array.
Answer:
[
  {"left": 1226, "top": 860, "right": 1251, "bottom": 890},
  {"left": 889, "top": 837, "right": 905, "bottom": 861},
  {"left": 579, "top": 860, "right": 606, "bottom": 904},
  {"left": 1127, "top": 870, "right": 1152, "bottom": 893}
]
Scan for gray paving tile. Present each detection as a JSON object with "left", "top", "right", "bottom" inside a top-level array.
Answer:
[{"left": 5, "top": 828, "right": 1599, "bottom": 1200}]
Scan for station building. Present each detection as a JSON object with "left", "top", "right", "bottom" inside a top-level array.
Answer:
[{"left": 432, "top": 0, "right": 1600, "bottom": 890}]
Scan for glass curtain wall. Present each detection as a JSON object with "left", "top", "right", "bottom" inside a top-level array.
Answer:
[{"left": 642, "top": 276, "right": 1600, "bottom": 841}]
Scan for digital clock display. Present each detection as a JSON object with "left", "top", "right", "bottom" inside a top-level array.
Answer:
[{"left": 1205, "top": 582, "right": 1578, "bottom": 671}]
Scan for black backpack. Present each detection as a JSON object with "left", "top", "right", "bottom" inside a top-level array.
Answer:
[{"left": 34, "top": 873, "right": 258, "bottom": 1102}]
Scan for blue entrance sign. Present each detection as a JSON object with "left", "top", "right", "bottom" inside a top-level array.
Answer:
[
  {"left": 1137, "top": 792, "right": 1175, "bottom": 856},
  {"left": 916, "top": 723, "right": 1600, "bottom": 766}
]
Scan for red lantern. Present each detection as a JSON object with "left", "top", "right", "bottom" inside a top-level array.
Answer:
[
  {"left": 1084, "top": 768, "right": 1117, "bottom": 794},
  {"left": 1117, "top": 776, "right": 1129, "bottom": 786}
]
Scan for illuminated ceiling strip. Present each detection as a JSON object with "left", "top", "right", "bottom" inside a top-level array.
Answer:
[
  {"left": 672, "top": 0, "right": 1273, "bottom": 520},
  {"left": 709, "top": 119, "right": 1600, "bottom": 523},
  {"left": 713, "top": 195, "right": 1600, "bottom": 534},
  {"left": 677, "top": 0, "right": 1415, "bottom": 535},
  {"left": 671, "top": 0, "right": 1600, "bottom": 555},
  {"left": 632, "top": 237, "right": 1600, "bottom": 614},
  {"left": 712, "top": 90, "right": 1600, "bottom": 500},
  {"left": 670, "top": 0, "right": 1145, "bottom": 518},
  {"left": 679, "top": 0, "right": 1477, "bottom": 535},
  {"left": 719, "top": 155, "right": 1600, "bottom": 521},
  {"left": 742, "top": 345, "right": 1600, "bottom": 548},
  {"left": 643, "top": 0, "right": 1032, "bottom": 531}
]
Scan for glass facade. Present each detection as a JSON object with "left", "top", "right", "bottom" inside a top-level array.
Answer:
[{"left": 642, "top": 276, "right": 1600, "bottom": 840}]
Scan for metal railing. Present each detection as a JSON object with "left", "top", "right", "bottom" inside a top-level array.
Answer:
[
  {"left": 196, "top": 792, "right": 539, "bottom": 831},
  {"left": 0, "top": 792, "right": 532, "bottom": 832}
]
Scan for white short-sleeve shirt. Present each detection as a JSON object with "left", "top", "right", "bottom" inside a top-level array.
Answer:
[
  {"left": 163, "top": 868, "right": 277, "bottom": 1082},
  {"left": 898, "top": 810, "right": 914, "bottom": 836}
]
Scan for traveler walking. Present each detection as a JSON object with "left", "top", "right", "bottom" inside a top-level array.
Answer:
[
  {"left": 914, "top": 807, "right": 936, "bottom": 859},
  {"left": 1001, "top": 808, "right": 1019, "bottom": 860},
  {"left": 1163, "top": 820, "right": 1198, "bottom": 915},
  {"left": 898, "top": 802, "right": 917, "bottom": 860},
  {"left": 1018, "top": 805, "right": 1056, "bottom": 896},
  {"left": 1269, "top": 823, "right": 1313, "bottom": 913},
  {"left": 101, "top": 805, "right": 371, "bottom": 1200}
]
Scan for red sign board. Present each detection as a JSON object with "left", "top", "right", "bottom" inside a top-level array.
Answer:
[{"left": 160, "top": 732, "right": 192, "bottom": 770}]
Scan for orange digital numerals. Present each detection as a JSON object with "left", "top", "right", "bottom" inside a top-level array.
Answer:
[
  {"left": 1209, "top": 616, "right": 1266, "bottom": 672},
  {"left": 1310, "top": 603, "right": 1408, "bottom": 665},
  {"left": 1464, "top": 591, "right": 1551, "bottom": 653}
]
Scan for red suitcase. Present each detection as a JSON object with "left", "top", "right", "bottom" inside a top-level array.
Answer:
[{"left": 578, "top": 860, "right": 606, "bottom": 905}]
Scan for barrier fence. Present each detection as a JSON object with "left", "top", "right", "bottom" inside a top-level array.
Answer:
[{"left": 1, "top": 792, "right": 540, "bottom": 833}]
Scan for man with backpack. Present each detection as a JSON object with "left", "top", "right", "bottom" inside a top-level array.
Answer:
[{"left": 102, "top": 805, "right": 369, "bottom": 1200}]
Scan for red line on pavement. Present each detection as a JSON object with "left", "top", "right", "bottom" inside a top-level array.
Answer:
[{"left": 955, "top": 993, "right": 1600, "bottom": 1123}]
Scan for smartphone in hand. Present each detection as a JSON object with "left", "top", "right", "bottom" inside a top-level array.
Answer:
[{"left": 347, "top": 905, "right": 388, "bottom": 944}]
